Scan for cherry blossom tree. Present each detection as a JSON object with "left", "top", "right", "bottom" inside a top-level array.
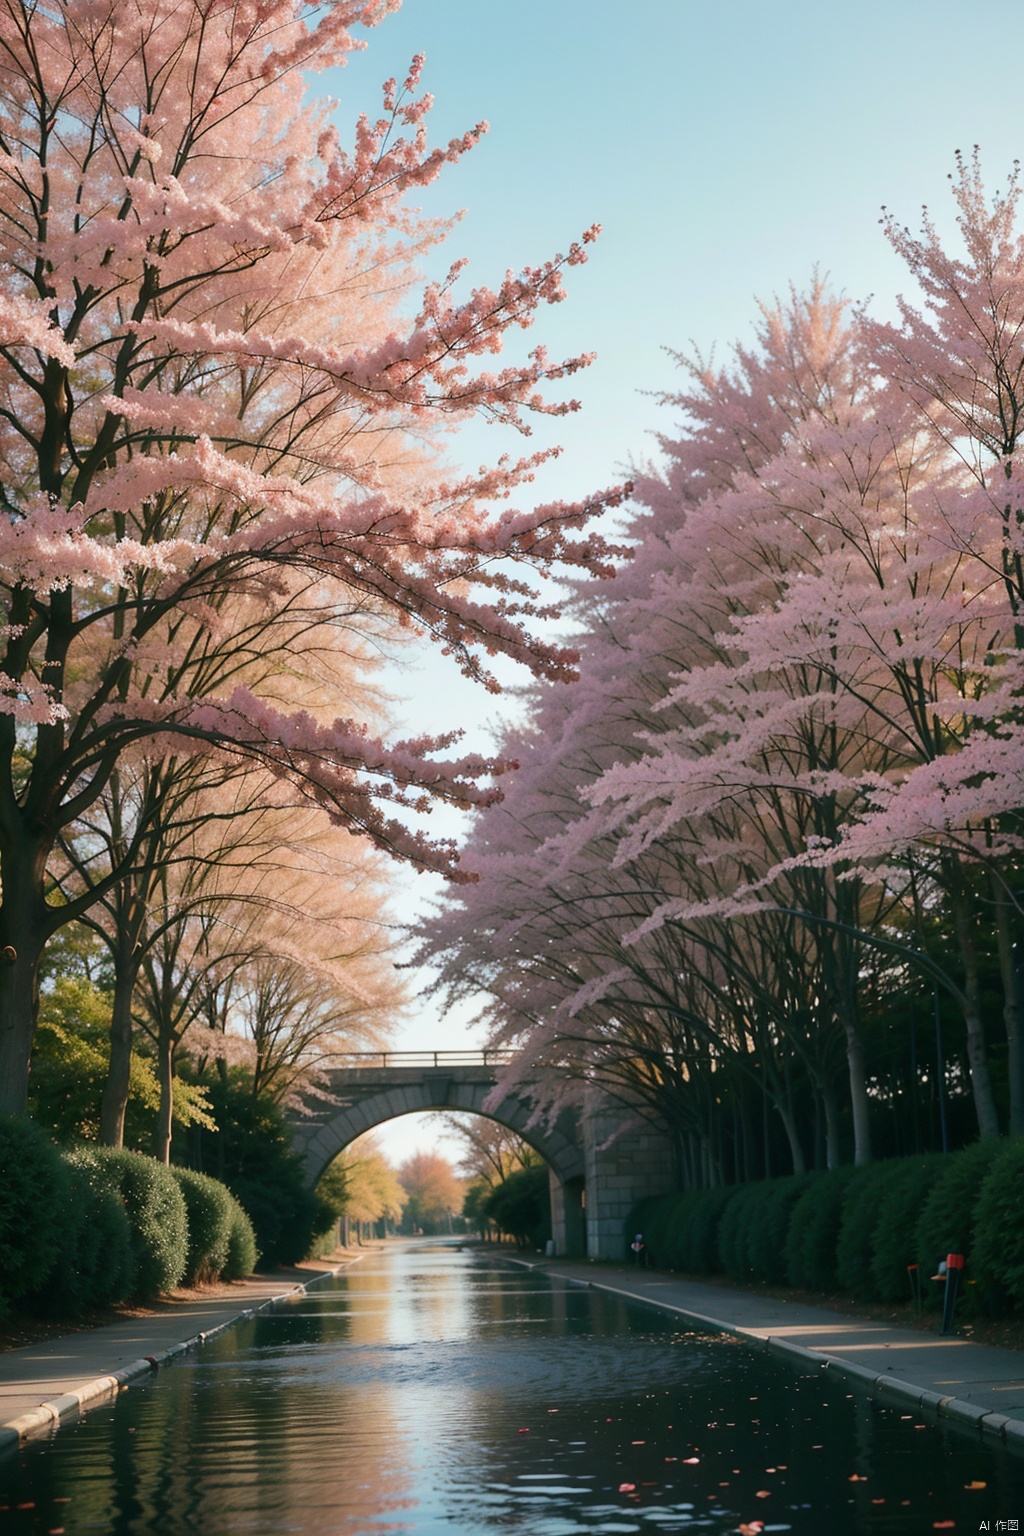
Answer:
[
  {"left": 424, "top": 287, "right": 895, "bottom": 1173},
  {"left": 0, "top": 0, "right": 625, "bottom": 1113},
  {"left": 427, "top": 242, "right": 1024, "bottom": 1170}
]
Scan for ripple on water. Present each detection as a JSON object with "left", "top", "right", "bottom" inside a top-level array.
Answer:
[{"left": 1, "top": 1246, "right": 1023, "bottom": 1535}]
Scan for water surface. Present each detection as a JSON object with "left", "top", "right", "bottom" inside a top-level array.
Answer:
[{"left": 1, "top": 1241, "right": 1022, "bottom": 1533}]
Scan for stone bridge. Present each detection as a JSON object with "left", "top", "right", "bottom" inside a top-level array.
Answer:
[{"left": 288, "top": 1051, "right": 675, "bottom": 1260}]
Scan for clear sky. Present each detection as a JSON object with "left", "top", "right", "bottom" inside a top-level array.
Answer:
[{"left": 322, "top": 0, "right": 1024, "bottom": 1163}]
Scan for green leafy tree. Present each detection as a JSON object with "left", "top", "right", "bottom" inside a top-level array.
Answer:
[{"left": 483, "top": 1164, "right": 551, "bottom": 1250}]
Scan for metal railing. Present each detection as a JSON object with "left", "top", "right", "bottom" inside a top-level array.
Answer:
[{"left": 322, "top": 1049, "right": 513, "bottom": 1071}]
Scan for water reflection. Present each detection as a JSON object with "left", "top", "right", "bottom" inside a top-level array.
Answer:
[{"left": 2, "top": 1241, "right": 1024, "bottom": 1533}]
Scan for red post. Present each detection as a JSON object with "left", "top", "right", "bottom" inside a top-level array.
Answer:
[{"left": 941, "top": 1252, "right": 965, "bottom": 1334}]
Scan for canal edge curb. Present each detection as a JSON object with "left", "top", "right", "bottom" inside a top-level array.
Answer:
[
  {"left": 520, "top": 1262, "right": 1024, "bottom": 1451},
  {"left": 0, "top": 1255, "right": 363, "bottom": 1453}
]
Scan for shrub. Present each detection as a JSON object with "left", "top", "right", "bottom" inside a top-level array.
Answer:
[
  {"left": 835, "top": 1160, "right": 900, "bottom": 1299},
  {"left": 230, "top": 1174, "right": 326, "bottom": 1268},
  {"left": 627, "top": 1193, "right": 676, "bottom": 1266},
  {"left": 195, "top": 1077, "right": 328, "bottom": 1266},
  {"left": 743, "top": 1174, "right": 816, "bottom": 1284},
  {"left": 971, "top": 1138, "right": 1024, "bottom": 1308},
  {"left": 484, "top": 1165, "right": 552, "bottom": 1249},
  {"left": 914, "top": 1141, "right": 1001, "bottom": 1300},
  {"left": 223, "top": 1198, "right": 259, "bottom": 1280},
  {"left": 171, "top": 1167, "right": 234, "bottom": 1284},
  {"left": 625, "top": 1187, "right": 737, "bottom": 1274},
  {"left": 35, "top": 1152, "right": 135, "bottom": 1315},
  {"left": 869, "top": 1155, "right": 945, "bottom": 1304},
  {"left": 718, "top": 1182, "right": 769, "bottom": 1284},
  {"left": 673, "top": 1185, "right": 736, "bottom": 1274},
  {"left": 83, "top": 1147, "right": 188, "bottom": 1299},
  {"left": 0, "top": 1115, "right": 66, "bottom": 1307},
  {"left": 785, "top": 1166, "right": 855, "bottom": 1290}
]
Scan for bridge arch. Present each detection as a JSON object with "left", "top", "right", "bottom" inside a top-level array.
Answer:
[
  {"left": 295, "top": 1078, "right": 585, "bottom": 1190},
  {"left": 288, "top": 1057, "right": 587, "bottom": 1256},
  {"left": 288, "top": 1053, "right": 678, "bottom": 1260}
]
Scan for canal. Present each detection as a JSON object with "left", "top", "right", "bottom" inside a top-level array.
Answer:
[{"left": 2, "top": 1241, "right": 1023, "bottom": 1533}]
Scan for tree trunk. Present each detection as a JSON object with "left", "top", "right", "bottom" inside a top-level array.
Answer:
[
  {"left": 949, "top": 878, "right": 1001, "bottom": 1139},
  {"left": 993, "top": 872, "right": 1024, "bottom": 1136},
  {"left": 100, "top": 942, "right": 138, "bottom": 1147},
  {"left": 0, "top": 833, "right": 55, "bottom": 1116},
  {"left": 807, "top": 1068, "right": 841, "bottom": 1169},
  {"left": 841, "top": 1007, "right": 872, "bottom": 1166},
  {"left": 0, "top": 932, "right": 46, "bottom": 1116},
  {"left": 831, "top": 909, "right": 872, "bottom": 1166},
  {"left": 153, "top": 1036, "right": 174, "bottom": 1164},
  {"left": 821, "top": 1080, "right": 842, "bottom": 1170},
  {"left": 774, "top": 1095, "right": 806, "bottom": 1175}
]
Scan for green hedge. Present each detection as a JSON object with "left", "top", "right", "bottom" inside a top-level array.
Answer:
[
  {"left": 627, "top": 1193, "right": 677, "bottom": 1265},
  {"left": 679, "top": 1186, "right": 735, "bottom": 1274},
  {"left": 785, "top": 1165, "right": 854, "bottom": 1290},
  {"left": 229, "top": 1173, "right": 327, "bottom": 1268},
  {"left": 172, "top": 1167, "right": 234, "bottom": 1285},
  {"left": 38, "top": 1153, "right": 135, "bottom": 1314},
  {"left": 224, "top": 1199, "right": 259, "bottom": 1279},
  {"left": 626, "top": 1187, "right": 734, "bottom": 1273},
  {"left": 718, "top": 1182, "right": 767, "bottom": 1284},
  {"left": 0, "top": 1121, "right": 261, "bottom": 1319},
  {"left": 869, "top": 1155, "right": 945, "bottom": 1304},
  {"left": 0, "top": 1115, "right": 66, "bottom": 1309},
  {"left": 81, "top": 1147, "right": 188, "bottom": 1300},
  {"left": 624, "top": 1143, "right": 1024, "bottom": 1323},
  {"left": 914, "top": 1140, "right": 1000, "bottom": 1298},
  {"left": 972, "top": 1139, "right": 1024, "bottom": 1309},
  {"left": 834, "top": 1162, "right": 894, "bottom": 1299},
  {"left": 743, "top": 1174, "right": 816, "bottom": 1284}
]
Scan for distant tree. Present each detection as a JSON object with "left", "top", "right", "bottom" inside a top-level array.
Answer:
[
  {"left": 317, "top": 1134, "right": 406, "bottom": 1242},
  {"left": 436, "top": 1112, "right": 540, "bottom": 1190},
  {"left": 398, "top": 1149, "right": 464, "bottom": 1233},
  {"left": 482, "top": 1164, "right": 551, "bottom": 1249}
]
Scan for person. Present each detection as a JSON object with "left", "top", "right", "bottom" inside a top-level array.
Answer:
[{"left": 630, "top": 1233, "right": 646, "bottom": 1268}]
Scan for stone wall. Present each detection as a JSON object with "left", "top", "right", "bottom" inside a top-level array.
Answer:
[{"left": 582, "top": 1104, "right": 676, "bottom": 1260}]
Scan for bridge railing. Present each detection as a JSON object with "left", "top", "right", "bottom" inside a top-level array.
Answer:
[{"left": 322, "top": 1049, "right": 514, "bottom": 1071}]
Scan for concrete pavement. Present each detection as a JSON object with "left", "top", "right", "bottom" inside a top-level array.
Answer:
[
  {"left": 516, "top": 1259, "right": 1024, "bottom": 1449},
  {"left": 0, "top": 1252, "right": 363, "bottom": 1452}
]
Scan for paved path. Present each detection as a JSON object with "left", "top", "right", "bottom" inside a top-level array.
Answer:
[
  {"left": 517, "top": 1259, "right": 1024, "bottom": 1449},
  {"left": 0, "top": 1253, "right": 363, "bottom": 1451}
]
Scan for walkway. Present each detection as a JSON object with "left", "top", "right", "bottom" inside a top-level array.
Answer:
[
  {"left": 0, "top": 1253, "right": 360, "bottom": 1451},
  {"left": 517, "top": 1259, "right": 1024, "bottom": 1449}
]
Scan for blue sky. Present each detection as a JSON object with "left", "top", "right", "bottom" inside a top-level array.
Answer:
[
  {"left": 323, "top": 0, "right": 1024, "bottom": 1160},
  {"left": 333, "top": 0, "right": 1024, "bottom": 519}
]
